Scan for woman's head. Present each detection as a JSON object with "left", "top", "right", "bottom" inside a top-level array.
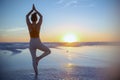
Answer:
[{"left": 31, "top": 12, "right": 37, "bottom": 22}]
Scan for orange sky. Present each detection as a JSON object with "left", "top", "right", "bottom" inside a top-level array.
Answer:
[
  {"left": 0, "top": 0, "right": 119, "bottom": 42},
  {"left": 0, "top": 31, "right": 118, "bottom": 42}
]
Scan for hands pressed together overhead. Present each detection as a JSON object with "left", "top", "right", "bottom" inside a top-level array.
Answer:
[
  {"left": 32, "top": 4, "right": 37, "bottom": 12},
  {"left": 26, "top": 4, "right": 42, "bottom": 18}
]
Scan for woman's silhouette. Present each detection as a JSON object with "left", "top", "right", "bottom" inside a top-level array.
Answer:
[{"left": 26, "top": 4, "right": 51, "bottom": 76}]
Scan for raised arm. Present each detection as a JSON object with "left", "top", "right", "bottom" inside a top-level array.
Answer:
[
  {"left": 32, "top": 4, "right": 43, "bottom": 25},
  {"left": 26, "top": 9, "right": 33, "bottom": 25},
  {"left": 32, "top": 4, "right": 42, "bottom": 25},
  {"left": 36, "top": 10, "right": 43, "bottom": 25}
]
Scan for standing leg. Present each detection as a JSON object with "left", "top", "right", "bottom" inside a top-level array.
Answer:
[{"left": 29, "top": 47, "right": 38, "bottom": 76}]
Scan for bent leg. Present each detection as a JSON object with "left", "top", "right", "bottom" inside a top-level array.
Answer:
[
  {"left": 37, "top": 49, "right": 51, "bottom": 61},
  {"left": 29, "top": 47, "right": 38, "bottom": 76},
  {"left": 37, "top": 44, "right": 51, "bottom": 61}
]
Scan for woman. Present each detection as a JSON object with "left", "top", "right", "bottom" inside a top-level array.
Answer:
[{"left": 26, "top": 4, "right": 51, "bottom": 76}]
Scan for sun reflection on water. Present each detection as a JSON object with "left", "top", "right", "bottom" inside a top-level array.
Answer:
[{"left": 67, "top": 63, "right": 73, "bottom": 67}]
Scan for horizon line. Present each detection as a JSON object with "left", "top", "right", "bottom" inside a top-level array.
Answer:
[{"left": 0, "top": 41, "right": 119, "bottom": 43}]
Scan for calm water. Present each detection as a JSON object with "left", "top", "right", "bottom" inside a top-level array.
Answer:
[{"left": 0, "top": 45, "right": 117, "bottom": 71}]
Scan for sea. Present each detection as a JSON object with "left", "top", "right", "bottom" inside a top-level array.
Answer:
[{"left": 0, "top": 42, "right": 119, "bottom": 71}]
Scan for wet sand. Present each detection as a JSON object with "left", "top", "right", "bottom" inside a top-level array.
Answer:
[{"left": 0, "top": 66, "right": 106, "bottom": 80}]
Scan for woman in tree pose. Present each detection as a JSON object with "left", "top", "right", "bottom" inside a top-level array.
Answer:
[{"left": 26, "top": 4, "right": 51, "bottom": 76}]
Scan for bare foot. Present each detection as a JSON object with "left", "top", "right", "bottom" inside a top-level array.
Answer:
[{"left": 35, "top": 73, "right": 38, "bottom": 79}]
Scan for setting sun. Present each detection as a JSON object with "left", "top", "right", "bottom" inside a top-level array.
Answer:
[{"left": 63, "top": 33, "right": 78, "bottom": 43}]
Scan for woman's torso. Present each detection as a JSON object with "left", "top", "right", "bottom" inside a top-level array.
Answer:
[{"left": 29, "top": 24, "right": 40, "bottom": 38}]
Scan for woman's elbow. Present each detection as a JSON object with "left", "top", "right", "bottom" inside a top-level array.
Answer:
[
  {"left": 26, "top": 14, "right": 29, "bottom": 18},
  {"left": 40, "top": 15, "right": 43, "bottom": 18}
]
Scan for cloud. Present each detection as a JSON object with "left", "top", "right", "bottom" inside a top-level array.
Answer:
[
  {"left": 57, "top": 0, "right": 64, "bottom": 4},
  {"left": 64, "top": 0, "right": 78, "bottom": 7},
  {"left": 0, "top": 27, "right": 26, "bottom": 32},
  {"left": 56, "top": 0, "right": 95, "bottom": 8}
]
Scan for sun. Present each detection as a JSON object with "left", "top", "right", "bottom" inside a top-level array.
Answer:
[{"left": 63, "top": 33, "right": 77, "bottom": 43}]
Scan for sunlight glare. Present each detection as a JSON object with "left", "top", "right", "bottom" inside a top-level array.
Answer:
[{"left": 63, "top": 33, "right": 77, "bottom": 43}]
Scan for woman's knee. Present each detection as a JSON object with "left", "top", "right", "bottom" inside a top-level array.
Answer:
[{"left": 45, "top": 49, "right": 51, "bottom": 54}]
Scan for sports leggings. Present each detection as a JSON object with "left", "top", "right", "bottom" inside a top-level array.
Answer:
[{"left": 29, "top": 38, "right": 50, "bottom": 66}]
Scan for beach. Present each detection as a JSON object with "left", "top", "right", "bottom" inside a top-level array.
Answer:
[
  {"left": 0, "top": 42, "right": 118, "bottom": 80},
  {"left": 1, "top": 66, "right": 106, "bottom": 80}
]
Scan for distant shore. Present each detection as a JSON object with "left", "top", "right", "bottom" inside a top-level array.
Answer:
[{"left": 0, "top": 42, "right": 119, "bottom": 54}]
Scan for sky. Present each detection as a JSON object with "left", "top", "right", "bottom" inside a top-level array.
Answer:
[{"left": 0, "top": 0, "right": 119, "bottom": 42}]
